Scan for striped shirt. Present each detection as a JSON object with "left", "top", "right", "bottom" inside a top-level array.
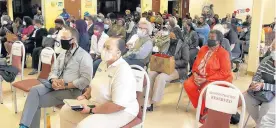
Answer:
[{"left": 253, "top": 56, "right": 276, "bottom": 92}]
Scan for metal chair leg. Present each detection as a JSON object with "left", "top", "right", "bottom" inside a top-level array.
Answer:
[
  {"left": 176, "top": 86, "right": 184, "bottom": 110},
  {"left": 244, "top": 114, "right": 250, "bottom": 128},
  {"left": 44, "top": 108, "right": 47, "bottom": 128},
  {"left": 12, "top": 86, "right": 18, "bottom": 114},
  {"left": 186, "top": 100, "right": 191, "bottom": 112},
  {"left": 0, "top": 80, "right": 3, "bottom": 104}
]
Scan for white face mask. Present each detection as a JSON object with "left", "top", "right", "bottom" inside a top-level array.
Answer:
[
  {"left": 34, "top": 26, "right": 39, "bottom": 29},
  {"left": 162, "top": 31, "right": 169, "bottom": 36},
  {"left": 98, "top": 18, "right": 103, "bottom": 23},
  {"left": 1, "top": 21, "right": 7, "bottom": 25},
  {"left": 85, "top": 21, "right": 89, "bottom": 25},
  {"left": 271, "top": 51, "right": 276, "bottom": 60},
  {"left": 23, "top": 21, "right": 26, "bottom": 26},
  {"left": 243, "top": 28, "right": 248, "bottom": 32},
  {"left": 104, "top": 24, "right": 109, "bottom": 29},
  {"left": 101, "top": 49, "right": 112, "bottom": 62},
  {"left": 137, "top": 28, "right": 147, "bottom": 37}
]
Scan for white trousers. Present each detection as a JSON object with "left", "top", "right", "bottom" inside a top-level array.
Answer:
[
  {"left": 149, "top": 69, "right": 179, "bottom": 103},
  {"left": 59, "top": 100, "right": 136, "bottom": 128}
]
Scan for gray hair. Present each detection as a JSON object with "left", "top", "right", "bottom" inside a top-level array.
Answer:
[
  {"left": 66, "top": 27, "right": 80, "bottom": 44},
  {"left": 138, "top": 18, "right": 153, "bottom": 35},
  {"left": 168, "top": 16, "right": 177, "bottom": 28}
]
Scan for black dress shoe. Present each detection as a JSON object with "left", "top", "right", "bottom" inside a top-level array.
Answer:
[
  {"left": 146, "top": 104, "right": 153, "bottom": 112},
  {"left": 233, "top": 68, "right": 239, "bottom": 72}
]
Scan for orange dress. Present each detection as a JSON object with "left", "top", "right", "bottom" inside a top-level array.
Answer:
[{"left": 183, "top": 45, "right": 233, "bottom": 115}]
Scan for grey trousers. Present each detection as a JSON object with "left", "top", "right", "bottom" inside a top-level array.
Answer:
[
  {"left": 20, "top": 84, "right": 81, "bottom": 128},
  {"left": 244, "top": 93, "right": 275, "bottom": 128}
]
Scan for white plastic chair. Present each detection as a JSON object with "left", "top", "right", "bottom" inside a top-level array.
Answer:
[
  {"left": 10, "top": 41, "right": 25, "bottom": 113},
  {"left": 130, "top": 65, "right": 150, "bottom": 128},
  {"left": 195, "top": 81, "right": 246, "bottom": 128}
]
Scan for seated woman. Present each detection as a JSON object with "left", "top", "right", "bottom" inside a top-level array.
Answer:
[
  {"left": 90, "top": 22, "right": 109, "bottom": 76},
  {"left": 152, "top": 25, "right": 170, "bottom": 53},
  {"left": 0, "top": 15, "right": 13, "bottom": 57},
  {"left": 243, "top": 40, "right": 275, "bottom": 128},
  {"left": 59, "top": 37, "right": 138, "bottom": 128},
  {"left": 107, "top": 18, "right": 126, "bottom": 40},
  {"left": 123, "top": 18, "right": 153, "bottom": 67},
  {"left": 184, "top": 30, "right": 233, "bottom": 123},
  {"left": 148, "top": 27, "right": 189, "bottom": 111},
  {"left": 183, "top": 21, "right": 199, "bottom": 70}
]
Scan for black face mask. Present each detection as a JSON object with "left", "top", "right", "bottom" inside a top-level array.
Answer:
[
  {"left": 170, "top": 39, "right": 178, "bottom": 44},
  {"left": 207, "top": 39, "right": 217, "bottom": 47},
  {"left": 61, "top": 39, "right": 73, "bottom": 50},
  {"left": 56, "top": 27, "right": 62, "bottom": 30}
]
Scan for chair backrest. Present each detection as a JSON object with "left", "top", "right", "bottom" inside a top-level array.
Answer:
[
  {"left": 10, "top": 41, "right": 25, "bottom": 79},
  {"left": 38, "top": 47, "right": 56, "bottom": 79},
  {"left": 130, "top": 65, "right": 150, "bottom": 125},
  {"left": 195, "top": 81, "right": 246, "bottom": 128}
]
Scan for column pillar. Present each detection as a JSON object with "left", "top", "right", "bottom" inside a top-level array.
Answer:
[
  {"left": 141, "top": 0, "right": 152, "bottom": 13},
  {"left": 247, "top": 0, "right": 265, "bottom": 75},
  {"left": 42, "top": 0, "right": 64, "bottom": 29},
  {"left": 7, "top": 0, "right": 13, "bottom": 20},
  {"left": 160, "top": 0, "right": 168, "bottom": 14}
]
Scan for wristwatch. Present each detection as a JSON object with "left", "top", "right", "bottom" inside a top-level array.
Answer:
[
  {"left": 89, "top": 108, "right": 94, "bottom": 114},
  {"left": 64, "top": 83, "right": 68, "bottom": 89}
]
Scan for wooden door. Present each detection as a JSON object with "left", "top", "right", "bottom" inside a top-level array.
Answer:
[
  {"left": 64, "top": 0, "right": 81, "bottom": 19},
  {"left": 182, "top": 0, "right": 189, "bottom": 18},
  {"left": 152, "top": 0, "right": 160, "bottom": 13}
]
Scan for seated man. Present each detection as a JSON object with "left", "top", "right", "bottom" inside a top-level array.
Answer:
[
  {"left": 184, "top": 30, "right": 233, "bottom": 123},
  {"left": 123, "top": 18, "right": 153, "bottom": 67},
  {"left": 28, "top": 19, "right": 48, "bottom": 75},
  {"left": 19, "top": 28, "right": 92, "bottom": 128},
  {"left": 60, "top": 37, "right": 138, "bottom": 128},
  {"left": 243, "top": 40, "right": 275, "bottom": 128}
]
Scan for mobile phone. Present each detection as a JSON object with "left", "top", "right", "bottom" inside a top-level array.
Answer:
[{"left": 71, "top": 105, "right": 84, "bottom": 111}]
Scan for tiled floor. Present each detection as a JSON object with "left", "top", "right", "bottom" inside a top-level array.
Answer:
[{"left": 0, "top": 61, "right": 256, "bottom": 128}]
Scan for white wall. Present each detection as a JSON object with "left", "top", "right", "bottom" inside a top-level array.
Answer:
[{"left": 189, "top": 0, "right": 275, "bottom": 24}]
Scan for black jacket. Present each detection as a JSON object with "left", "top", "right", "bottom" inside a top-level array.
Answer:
[
  {"left": 29, "top": 28, "right": 48, "bottom": 47},
  {"left": 88, "top": 24, "right": 94, "bottom": 40}
]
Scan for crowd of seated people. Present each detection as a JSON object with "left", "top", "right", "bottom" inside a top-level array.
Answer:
[{"left": 0, "top": 5, "right": 275, "bottom": 128}]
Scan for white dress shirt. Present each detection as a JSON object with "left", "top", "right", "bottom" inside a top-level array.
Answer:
[{"left": 90, "top": 57, "right": 139, "bottom": 116}]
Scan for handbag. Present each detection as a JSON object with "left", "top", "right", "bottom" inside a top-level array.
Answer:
[
  {"left": 150, "top": 53, "right": 175, "bottom": 75},
  {"left": 247, "top": 72, "right": 275, "bottom": 102}
]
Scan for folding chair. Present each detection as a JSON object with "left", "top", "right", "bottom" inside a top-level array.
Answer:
[
  {"left": 175, "top": 63, "right": 191, "bottom": 111},
  {"left": 195, "top": 81, "right": 246, "bottom": 128},
  {"left": 12, "top": 47, "right": 56, "bottom": 114},
  {"left": 9, "top": 41, "right": 25, "bottom": 113},
  {"left": 231, "top": 41, "right": 244, "bottom": 79},
  {"left": 122, "top": 65, "right": 150, "bottom": 128}
]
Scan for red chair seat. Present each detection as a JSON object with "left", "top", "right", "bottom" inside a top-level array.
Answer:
[
  {"left": 12, "top": 79, "right": 41, "bottom": 92},
  {"left": 200, "top": 109, "right": 231, "bottom": 128}
]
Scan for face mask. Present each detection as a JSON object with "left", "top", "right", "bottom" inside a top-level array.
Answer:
[
  {"left": 85, "top": 20, "right": 89, "bottom": 25},
  {"left": 60, "top": 39, "right": 73, "bottom": 50},
  {"left": 207, "top": 39, "right": 217, "bottom": 47},
  {"left": 271, "top": 51, "right": 276, "bottom": 60},
  {"left": 243, "top": 28, "right": 248, "bottom": 32},
  {"left": 94, "top": 31, "right": 101, "bottom": 36},
  {"left": 232, "top": 16, "right": 236, "bottom": 18},
  {"left": 98, "top": 18, "right": 103, "bottom": 23},
  {"left": 34, "top": 26, "right": 39, "bottom": 29},
  {"left": 1, "top": 21, "right": 8, "bottom": 25},
  {"left": 104, "top": 24, "right": 109, "bottom": 29},
  {"left": 23, "top": 21, "right": 26, "bottom": 26},
  {"left": 101, "top": 49, "right": 112, "bottom": 62},
  {"left": 162, "top": 31, "right": 169, "bottom": 36},
  {"left": 56, "top": 27, "right": 62, "bottom": 30},
  {"left": 137, "top": 29, "right": 147, "bottom": 37}
]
